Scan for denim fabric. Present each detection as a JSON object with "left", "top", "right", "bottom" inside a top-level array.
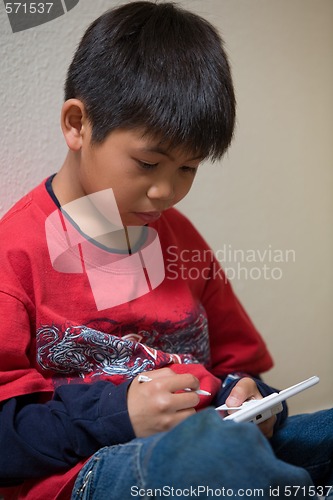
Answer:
[
  {"left": 72, "top": 408, "right": 332, "bottom": 500},
  {"left": 270, "top": 409, "right": 333, "bottom": 494}
]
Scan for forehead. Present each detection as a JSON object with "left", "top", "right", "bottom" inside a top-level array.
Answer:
[
  {"left": 98, "top": 127, "right": 205, "bottom": 162},
  {"left": 136, "top": 129, "right": 205, "bottom": 162}
]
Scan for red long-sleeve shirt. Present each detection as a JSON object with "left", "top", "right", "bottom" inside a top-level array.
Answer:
[{"left": 0, "top": 177, "right": 273, "bottom": 498}]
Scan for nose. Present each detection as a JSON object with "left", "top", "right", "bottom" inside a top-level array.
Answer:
[{"left": 146, "top": 178, "right": 175, "bottom": 202}]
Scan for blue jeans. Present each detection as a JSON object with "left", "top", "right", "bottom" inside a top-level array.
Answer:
[
  {"left": 71, "top": 408, "right": 333, "bottom": 499},
  {"left": 271, "top": 409, "right": 333, "bottom": 490}
]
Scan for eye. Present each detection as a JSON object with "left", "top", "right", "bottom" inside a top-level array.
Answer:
[
  {"left": 180, "top": 166, "right": 198, "bottom": 174},
  {"left": 138, "top": 161, "right": 158, "bottom": 170}
]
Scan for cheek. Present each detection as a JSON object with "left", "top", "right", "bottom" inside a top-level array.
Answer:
[
  {"left": 78, "top": 155, "right": 107, "bottom": 193},
  {"left": 111, "top": 180, "right": 144, "bottom": 209},
  {"left": 174, "top": 177, "right": 195, "bottom": 203}
]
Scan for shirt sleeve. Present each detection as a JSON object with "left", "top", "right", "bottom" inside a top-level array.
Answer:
[
  {"left": 0, "top": 291, "right": 54, "bottom": 403},
  {"left": 162, "top": 209, "right": 274, "bottom": 377},
  {"left": 0, "top": 271, "right": 136, "bottom": 484},
  {"left": 194, "top": 246, "right": 273, "bottom": 377},
  {"left": 0, "top": 380, "right": 135, "bottom": 483}
]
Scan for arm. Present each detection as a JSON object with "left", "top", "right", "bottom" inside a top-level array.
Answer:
[
  {"left": 162, "top": 209, "right": 274, "bottom": 377},
  {"left": 201, "top": 265, "right": 273, "bottom": 377},
  {"left": 0, "top": 290, "right": 135, "bottom": 481},
  {"left": 0, "top": 292, "right": 200, "bottom": 482},
  {"left": 195, "top": 241, "right": 285, "bottom": 433},
  {"left": 159, "top": 210, "right": 282, "bottom": 434},
  {"left": 0, "top": 380, "right": 134, "bottom": 483}
]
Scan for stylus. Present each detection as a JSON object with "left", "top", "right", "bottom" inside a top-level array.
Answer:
[{"left": 137, "top": 374, "right": 211, "bottom": 395}]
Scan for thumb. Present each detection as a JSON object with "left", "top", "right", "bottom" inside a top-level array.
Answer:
[{"left": 225, "top": 380, "right": 250, "bottom": 407}]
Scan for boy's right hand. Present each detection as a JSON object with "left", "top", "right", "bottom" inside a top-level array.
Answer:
[{"left": 127, "top": 368, "right": 200, "bottom": 437}]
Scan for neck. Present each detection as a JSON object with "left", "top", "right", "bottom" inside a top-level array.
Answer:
[{"left": 52, "top": 151, "right": 83, "bottom": 206}]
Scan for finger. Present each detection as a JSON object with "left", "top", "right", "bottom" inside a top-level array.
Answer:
[
  {"left": 154, "top": 372, "right": 199, "bottom": 393},
  {"left": 225, "top": 377, "right": 258, "bottom": 407},
  {"left": 137, "top": 367, "right": 174, "bottom": 381},
  {"left": 164, "top": 373, "right": 200, "bottom": 394},
  {"left": 146, "top": 375, "right": 200, "bottom": 409},
  {"left": 259, "top": 415, "right": 276, "bottom": 438},
  {"left": 145, "top": 387, "right": 199, "bottom": 418},
  {"left": 171, "top": 391, "right": 200, "bottom": 410},
  {"left": 174, "top": 407, "right": 197, "bottom": 424},
  {"left": 154, "top": 407, "right": 198, "bottom": 434}
]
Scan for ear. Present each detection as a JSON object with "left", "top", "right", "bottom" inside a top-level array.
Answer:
[{"left": 61, "top": 99, "right": 88, "bottom": 151}]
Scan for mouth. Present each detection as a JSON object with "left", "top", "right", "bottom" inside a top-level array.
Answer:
[{"left": 133, "top": 211, "right": 162, "bottom": 223}]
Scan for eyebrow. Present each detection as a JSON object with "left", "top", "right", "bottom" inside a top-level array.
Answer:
[{"left": 139, "top": 146, "right": 202, "bottom": 162}]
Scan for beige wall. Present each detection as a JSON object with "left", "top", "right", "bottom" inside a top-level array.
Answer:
[{"left": 1, "top": 0, "right": 332, "bottom": 414}]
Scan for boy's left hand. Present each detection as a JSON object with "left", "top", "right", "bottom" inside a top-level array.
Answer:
[{"left": 225, "top": 377, "right": 276, "bottom": 438}]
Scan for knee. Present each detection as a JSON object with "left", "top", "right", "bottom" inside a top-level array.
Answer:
[
  {"left": 148, "top": 408, "right": 272, "bottom": 466},
  {"left": 143, "top": 409, "right": 313, "bottom": 490}
]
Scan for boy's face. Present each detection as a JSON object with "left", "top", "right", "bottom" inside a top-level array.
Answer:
[{"left": 76, "top": 126, "right": 202, "bottom": 226}]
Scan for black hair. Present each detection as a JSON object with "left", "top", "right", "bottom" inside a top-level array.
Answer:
[{"left": 65, "top": 1, "right": 236, "bottom": 160}]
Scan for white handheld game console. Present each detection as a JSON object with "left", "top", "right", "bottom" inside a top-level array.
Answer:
[{"left": 215, "top": 376, "right": 319, "bottom": 424}]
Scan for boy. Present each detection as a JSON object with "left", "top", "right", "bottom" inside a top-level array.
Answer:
[{"left": 0, "top": 2, "right": 332, "bottom": 499}]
